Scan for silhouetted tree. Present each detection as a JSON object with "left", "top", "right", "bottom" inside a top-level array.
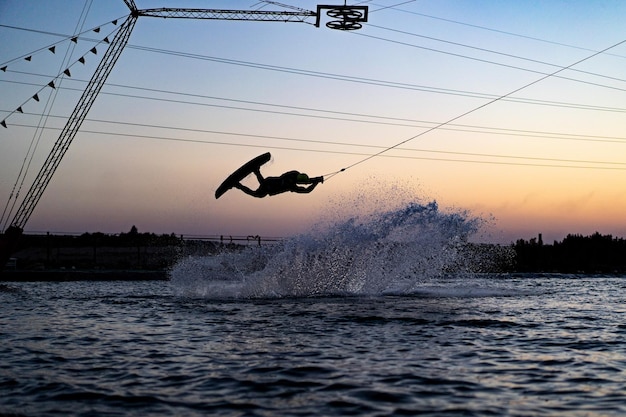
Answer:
[{"left": 514, "top": 232, "right": 626, "bottom": 273}]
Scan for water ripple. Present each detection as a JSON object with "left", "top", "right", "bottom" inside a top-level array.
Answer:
[{"left": 1, "top": 278, "right": 626, "bottom": 416}]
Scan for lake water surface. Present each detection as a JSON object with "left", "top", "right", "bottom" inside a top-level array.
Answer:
[{"left": 1, "top": 275, "right": 625, "bottom": 416}]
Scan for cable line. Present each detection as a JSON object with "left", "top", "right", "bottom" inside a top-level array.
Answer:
[
  {"left": 7, "top": 120, "right": 625, "bottom": 171},
  {"left": 5, "top": 68, "right": 626, "bottom": 115},
  {"left": 367, "top": 23, "right": 626, "bottom": 85},
  {"left": 373, "top": 4, "right": 626, "bottom": 61},
  {"left": 129, "top": 43, "right": 626, "bottom": 95},
  {"left": 352, "top": 31, "right": 626, "bottom": 95},
  {"left": 5, "top": 100, "right": 626, "bottom": 145},
  {"left": 326, "top": 36, "right": 626, "bottom": 179},
  {"left": 7, "top": 113, "right": 626, "bottom": 168},
  {"left": 101, "top": 44, "right": 626, "bottom": 99},
  {"left": 4, "top": 24, "right": 625, "bottom": 105}
]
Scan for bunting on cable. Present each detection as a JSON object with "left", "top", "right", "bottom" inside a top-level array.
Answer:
[
  {"left": 0, "top": 17, "right": 123, "bottom": 129},
  {"left": 0, "top": 17, "right": 122, "bottom": 75}
]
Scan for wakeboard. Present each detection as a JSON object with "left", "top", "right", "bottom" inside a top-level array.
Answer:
[{"left": 215, "top": 152, "right": 271, "bottom": 199}]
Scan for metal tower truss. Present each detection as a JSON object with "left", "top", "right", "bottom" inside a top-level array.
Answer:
[
  {"left": 137, "top": 8, "right": 317, "bottom": 24},
  {"left": 138, "top": 5, "right": 368, "bottom": 29},
  {"left": 9, "top": 14, "right": 139, "bottom": 230}
]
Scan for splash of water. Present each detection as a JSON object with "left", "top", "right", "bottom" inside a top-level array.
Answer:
[{"left": 170, "top": 200, "right": 508, "bottom": 299}]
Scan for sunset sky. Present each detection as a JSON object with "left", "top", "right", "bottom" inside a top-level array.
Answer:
[{"left": 1, "top": 0, "right": 626, "bottom": 244}]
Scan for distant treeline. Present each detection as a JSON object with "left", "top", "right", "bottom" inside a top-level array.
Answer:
[
  {"left": 7, "top": 227, "right": 626, "bottom": 274},
  {"left": 18, "top": 226, "right": 184, "bottom": 248},
  {"left": 513, "top": 232, "right": 626, "bottom": 273},
  {"left": 10, "top": 226, "right": 222, "bottom": 270}
]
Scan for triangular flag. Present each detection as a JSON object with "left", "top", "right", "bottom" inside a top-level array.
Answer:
[
  {"left": 64, "top": 68, "right": 71, "bottom": 77},
  {"left": 90, "top": 47, "right": 97, "bottom": 55},
  {"left": 1, "top": 66, "right": 6, "bottom": 72},
  {"left": 49, "top": 46, "right": 56, "bottom": 54},
  {"left": 1, "top": 120, "right": 7, "bottom": 128},
  {"left": 25, "top": 56, "right": 32, "bottom": 61},
  {"left": 33, "top": 93, "right": 40, "bottom": 102},
  {"left": 112, "top": 19, "right": 118, "bottom": 25},
  {"left": 48, "top": 81, "right": 55, "bottom": 89},
  {"left": 78, "top": 57, "right": 85, "bottom": 64},
  {"left": 93, "top": 27, "right": 100, "bottom": 33},
  {"left": 17, "top": 107, "right": 23, "bottom": 113},
  {"left": 104, "top": 37, "right": 110, "bottom": 44},
  {"left": 71, "top": 37, "right": 78, "bottom": 43}
]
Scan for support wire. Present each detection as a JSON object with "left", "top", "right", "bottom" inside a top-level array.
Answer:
[{"left": 324, "top": 36, "right": 626, "bottom": 181}]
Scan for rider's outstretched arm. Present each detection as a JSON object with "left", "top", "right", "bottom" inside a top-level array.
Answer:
[{"left": 294, "top": 179, "right": 322, "bottom": 193}]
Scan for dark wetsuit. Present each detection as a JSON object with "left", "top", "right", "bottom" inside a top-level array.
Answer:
[{"left": 235, "top": 170, "right": 321, "bottom": 198}]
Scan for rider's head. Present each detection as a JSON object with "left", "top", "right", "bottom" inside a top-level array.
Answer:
[{"left": 296, "top": 173, "right": 310, "bottom": 184}]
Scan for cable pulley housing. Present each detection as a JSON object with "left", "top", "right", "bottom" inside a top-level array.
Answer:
[{"left": 316, "top": 5, "right": 368, "bottom": 30}]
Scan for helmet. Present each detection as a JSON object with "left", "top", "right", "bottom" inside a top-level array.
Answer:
[{"left": 296, "top": 173, "right": 310, "bottom": 183}]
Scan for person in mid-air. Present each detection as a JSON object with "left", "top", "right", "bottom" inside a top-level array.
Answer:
[{"left": 234, "top": 169, "right": 323, "bottom": 198}]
